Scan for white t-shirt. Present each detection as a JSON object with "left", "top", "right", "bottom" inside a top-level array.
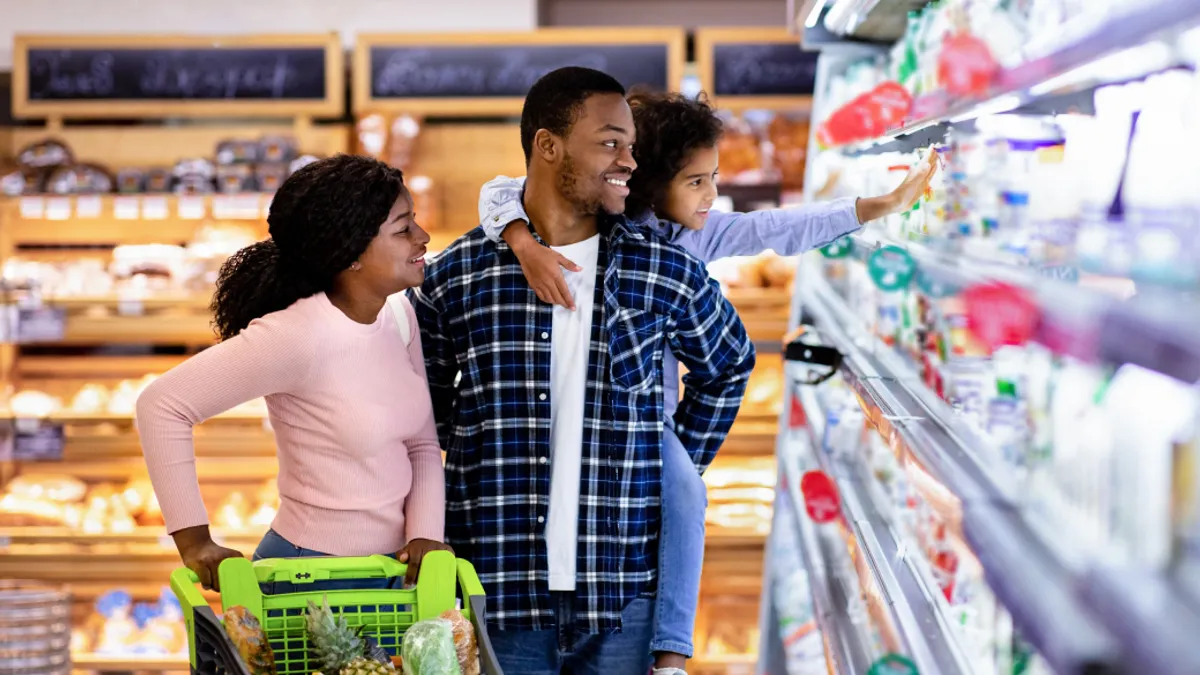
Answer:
[{"left": 545, "top": 234, "right": 601, "bottom": 591}]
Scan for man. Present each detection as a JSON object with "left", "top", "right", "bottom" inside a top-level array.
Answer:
[{"left": 409, "top": 66, "right": 755, "bottom": 674}]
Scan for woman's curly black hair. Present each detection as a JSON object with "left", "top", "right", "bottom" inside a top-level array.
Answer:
[
  {"left": 625, "top": 90, "right": 724, "bottom": 219},
  {"left": 211, "top": 154, "right": 405, "bottom": 340}
]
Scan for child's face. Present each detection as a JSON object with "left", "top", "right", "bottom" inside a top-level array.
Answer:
[{"left": 660, "top": 145, "right": 720, "bottom": 231}]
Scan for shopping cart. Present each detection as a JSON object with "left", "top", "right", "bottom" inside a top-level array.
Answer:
[{"left": 170, "top": 551, "right": 503, "bottom": 675}]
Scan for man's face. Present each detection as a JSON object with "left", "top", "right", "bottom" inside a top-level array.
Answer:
[{"left": 558, "top": 92, "right": 638, "bottom": 216}]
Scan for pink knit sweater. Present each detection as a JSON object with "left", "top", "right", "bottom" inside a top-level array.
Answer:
[{"left": 136, "top": 292, "right": 445, "bottom": 556}]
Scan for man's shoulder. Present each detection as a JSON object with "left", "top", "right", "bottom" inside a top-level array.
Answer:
[{"left": 615, "top": 223, "right": 708, "bottom": 282}]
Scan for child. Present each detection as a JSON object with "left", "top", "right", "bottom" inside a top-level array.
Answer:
[{"left": 477, "top": 91, "right": 937, "bottom": 675}]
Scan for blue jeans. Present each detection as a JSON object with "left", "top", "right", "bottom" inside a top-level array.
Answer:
[
  {"left": 488, "top": 593, "right": 655, "bottom": 674},
  {"left": 654, "top": 426, "right": 707, "bottom": 658},
  {"left": 252, "top": 529, "right": 399, "bottom": 594}
]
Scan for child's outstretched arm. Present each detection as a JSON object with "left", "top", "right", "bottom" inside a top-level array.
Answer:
[
  {"left": 679, "top": 150, "right": 938, "bottom": 263},
  {"left": 478, "top": 175, "right": 581, "bottom": 310}
]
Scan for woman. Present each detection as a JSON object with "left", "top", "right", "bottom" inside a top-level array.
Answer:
[
  {"left": 478, "top": 92, "right": 936, "bottom": 675},
  {"left": 137, "top": 154, "right": 451, "bottom": 592}
]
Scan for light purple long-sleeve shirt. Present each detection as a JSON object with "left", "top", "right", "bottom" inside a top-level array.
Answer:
[{"left": 477, "top": 175, "right": 862, "bottom": 416}]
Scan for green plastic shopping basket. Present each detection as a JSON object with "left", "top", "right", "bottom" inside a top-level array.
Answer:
[{"left": 169, "top": 551, "right": 503, "bottom": 675}]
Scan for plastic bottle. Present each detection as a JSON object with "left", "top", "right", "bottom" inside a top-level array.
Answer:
[{"left": 1124, "top": 71, "right": 1200, "bottom": 289}]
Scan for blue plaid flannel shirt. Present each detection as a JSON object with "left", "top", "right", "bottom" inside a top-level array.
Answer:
[{"left": 408, "top": 215, "right": 755, "bottom": 634}]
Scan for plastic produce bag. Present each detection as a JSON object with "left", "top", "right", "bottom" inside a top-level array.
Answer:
[
  {"left": 439, "top": 610, "right": 480, "bottom": 675},
  {"left": 401, "top": 619, "right": 461, "bottom": 675}
]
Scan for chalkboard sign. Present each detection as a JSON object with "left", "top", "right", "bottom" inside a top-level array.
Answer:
[
  {"left": 370, "top": 44, "right": 668, "bottom": 99},
  {"left": 355, "top": 29, "right": 686, "bottom": 115},
  {"left": 695, "top": 29, "right": 817, "bottom": 110},
  {"left": 13, "top": 35, "right": 344, "bottom": 118},
  {"left": 711, "top": 43, "right": 819, "bottom": 97},
  {"left": 26, "top": 47, "right": 327, "bottom": 101}
]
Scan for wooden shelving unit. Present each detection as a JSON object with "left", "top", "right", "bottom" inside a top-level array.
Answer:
[{"left": 0, "top": 25, "right": 811, "bottom": 675}]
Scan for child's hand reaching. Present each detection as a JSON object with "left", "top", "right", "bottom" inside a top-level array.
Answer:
[
  {"left": 854, "top": 149, "right": 940, "bottom": 224},
  {"left": 503, "top": 220, "right": 582, "bottom": 310},
  {"left": 890, "top": 149, "right": 939, "bottom": 212}
]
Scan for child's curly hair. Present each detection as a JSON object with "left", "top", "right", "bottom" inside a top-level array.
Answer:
[{"left": 625, "top": 90, "right": 724, "bottom": 219}]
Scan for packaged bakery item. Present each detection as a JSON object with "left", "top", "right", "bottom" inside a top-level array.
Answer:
[
  {"left": 224, "top": 606, "right": 276, "bottom": 674},
  {"left": 440, "top": 609, "right": 481, "bottom": 675},
  {"left": 768, "top": 113, "right": 811, "bottom": 191},
  {"left": 116, "top": 168, "right": 147, "bottom": 194},
  {"left": 1, "top": 169, "right": 40, "bottom": 196},
  {"left": 46, "top": 163, "right": 115, "bottom": 194},
  {"left": 718, "top": 114, "right": 764, "bottom": 182},
  {"left": 388, "top": 114, "right": 422, "bottom": 171},
  {"left": 217, "top": 164, "right": 256, "bottom": 193},
  {"left": 215, "top": 139, "right": 260, "bottom": 165},
  {"left": 17, "top": 138, "right": 73, "bottom": 169},
  {"left": 289, "top": 155, "right": 319, "bottom": 175},
  {"left": 259, "top": 135, "right": 299, "bottom": 164},
  {"left": 5, "top": 473, "right": 87, "bottom": 503},
  {"left": 144, "top": 168, "right": 174, "bottom": 193},
  {"left": 255, "top": 163, "right": 288, "bottom": 192},
  {"left": 93, "top": 591, "right": 140, "bottom": 655},
  {"left": 356, "top": 113, "right": 389, "bottom": 159},
  {"left": 174, "top": 158, "right": 217, "bottom": 195}
]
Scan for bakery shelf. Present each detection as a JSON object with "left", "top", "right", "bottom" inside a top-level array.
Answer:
[
  {"left": 0, "top": 528, "right": 261, "bottom": 553},
  {"left": 722, "top": 420, "right": 777, "bottom": 456},
  {"left": 71, "top": 654, "right": 188, "bottom": 673},
  {"left": 725, "top": 287, "right": 791, "bottom": 343}
]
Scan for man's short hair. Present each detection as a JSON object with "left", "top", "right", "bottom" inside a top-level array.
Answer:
[{"left": 520, "top": 67, "right": 627, "bottom": 165}]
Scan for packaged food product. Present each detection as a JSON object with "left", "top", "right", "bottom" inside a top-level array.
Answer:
[
  {"left": 439, "top": 609, "right": 480, "bottom": 675},
  {"left": 17, "top": 139, "right": 73, "bottom": 169}
]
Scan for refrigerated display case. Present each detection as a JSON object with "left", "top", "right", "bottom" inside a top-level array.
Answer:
[{"left": 759, "top": 1, "right": 1200, "bottom": 674}]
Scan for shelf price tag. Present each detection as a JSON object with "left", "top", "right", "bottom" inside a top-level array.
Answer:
[
  {"left": 114, "top": 196, "right": 140, "bottom": 220},
  {"left": 75, "top": 195, "right": 103, "bottom": 219},
  {"left": 18, "top": 196, "right": 45, "bottom": 219},
  {"left": 868, "top": 245, "right": 917, "bottom": 291},
  {"left": 819, "top": 237, "right": 854, "bottom": 259},
  {"left": 116, "top": 289, "right": 145, "bottom": 317},
  {"left": 12, "top": 418, "right": 65, "bottom": 461},
  {"left": 178, "top": 196, "right": 207, "bottom": 220},
  {"left": 234, "top": 194, "right": 263, "bottom": 219},
  {"left": 15, "top": 306, "right": 66, "bottom": 343},
  {"left": 45, "top": 197, "right": 72, "bottom": 221},
  {"left": 262, "top": 192, "right": 275, "bottom": 219},
  {"left": 141, "top": 195, "right": 169, "bottom": 220},
  {"left": 212, "top": 195, "right": 235, "bottom": 220}
]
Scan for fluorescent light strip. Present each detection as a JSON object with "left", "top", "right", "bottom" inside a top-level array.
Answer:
[
  {"left": 805, "top": 0, "right": 827, "bottom": 28},
  {"left": 948, "top": 94, "right": 1023, "bottom": 123}
]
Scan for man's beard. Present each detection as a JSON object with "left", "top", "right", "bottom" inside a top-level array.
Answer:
[{"left": 558, "top": 152, "right": 609, "bottom": 215}]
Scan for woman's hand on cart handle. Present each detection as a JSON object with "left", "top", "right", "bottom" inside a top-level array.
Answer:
[
  {"left": 398, "top": 538, "right": 455, "bottom": 586},
  {"left": 173, "top": 524, "right": 245, "bottom": 592}
]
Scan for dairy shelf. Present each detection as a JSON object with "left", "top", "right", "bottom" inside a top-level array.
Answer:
[
  {"left": 790, "top": 258, "right": 1200, "bottom": 674},
  {"left": 835, "top": 0, "right": 1200, "bottom": 155}
]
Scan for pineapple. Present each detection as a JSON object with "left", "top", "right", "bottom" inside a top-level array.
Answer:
[{"left": 305, "top": 597, "right": 395, "bottom": 675}]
